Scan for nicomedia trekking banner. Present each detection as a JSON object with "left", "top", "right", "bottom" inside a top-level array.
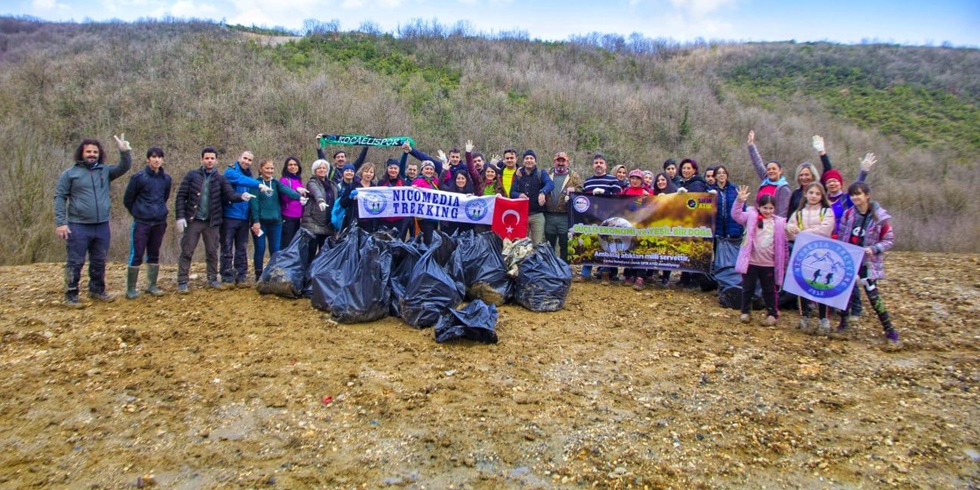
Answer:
[
  {"left": 782, "top": 231, "right": 866, "bottom": 310},
  {"left": 567, "top": 192, "right": 716, "bottom": 273}
]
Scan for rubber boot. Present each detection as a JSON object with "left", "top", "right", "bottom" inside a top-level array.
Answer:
[
  {"left": 126, "top": 266, "right": 141, "bottom": 299},
  {"left": 145, "top": 264, "right": 164, "bottom": 296}
]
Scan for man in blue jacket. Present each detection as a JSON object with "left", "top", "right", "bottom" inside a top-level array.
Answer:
[
  {"left": 54, "top": 134, "right": 133, "bottom": 305},
  {"left": 220, "top": 151, "right": 264, "bottom": 286},
  {"left": 510, "top": 150, "right": 554, "bottom": 245},
  {"left": 123, "top": 146, "right": 172, "bottom": 299}
]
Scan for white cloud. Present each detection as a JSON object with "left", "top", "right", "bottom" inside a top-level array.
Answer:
[
  {"left": 32, "top": 0, "right": 57, "bottom": 10},
  {"left": 669, "top": 0, "right": 738, "bottom": 17}
]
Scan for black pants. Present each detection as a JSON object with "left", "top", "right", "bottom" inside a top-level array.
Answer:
[
  {"left": 220, "top": 218, "right": 250, "bottom": 283},
  {"left": 418, "top": 219, "right": 437, "bottom": 245},
  {"left": 65, "top": 222, "right": 110, "bottom": 294},
  {"left": 307, "top": 233, "right": 328, "bottom": 266},
  {"left": 741, "top": 264, "right": 778, "bottom": 317},
  {"left": 280, "top": 217, "right": 301, "bottom": 250},
  {"left": 128, "top": 222, "right": 166, "bottom": 267}
]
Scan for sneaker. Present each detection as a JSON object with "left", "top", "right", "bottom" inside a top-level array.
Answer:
[
  {"left": 632, "top": 277, "right": 645, "bottom": 291},
  {"left": 739, "top": 313, "right": 750, "bottom": 324},
  {"left": 885, "top": 328, "right": 900, "bottom": 345},
  {"left": 64, "top": 291, "right": 83, "bottom": 308},
  {"left": 177, "top": 283, "right": 190, "bottom": 294},
  {"left": 797, "top": 318, "right": 809, "bottom": 330},
  {"left": 817, "top": 318, "right": 832, "bottom": 335},
  {"left": 88, "top": 291, "right": 116, "bottom": 302},
  {"left": 207, "top": 280, "right": 224, "bottom": 290},
  {"left": 621, "top": 277, "right": 635, "bottom": 287},
  {"left": 572, "top": 274, "right": 589, "bottom": 283},
  {"left": 764, "top": 315, "right": 777, "bottom": 327},
  {"left": 600, "top": 272, "right": 611, "bottom": 286}
]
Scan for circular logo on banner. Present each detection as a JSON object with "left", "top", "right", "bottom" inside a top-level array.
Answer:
[
  {"left": 792, "top": 238, "right": 856, "bottom": 298},
  {"left": 464, "top": 199, "right": 488, "bottom": 222},
  {"left": 686, "top": 199, "right": 698, "bottom": 210},
  {"left": 598, "top": 217, "right": 635, "bottom": 253},
  {"left": 362, "top": 192, "right": 387, "bottom": 216},
  {"left": 572, "top": 196, "right": 591, "bottom": 213}
]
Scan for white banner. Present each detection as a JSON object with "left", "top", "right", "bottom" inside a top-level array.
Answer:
[
  {"left": 355, "top": 186, "right": 495, "bottom": 225},
  {"left": 782, "top": 231, "right": 867, "bottom": 310}
]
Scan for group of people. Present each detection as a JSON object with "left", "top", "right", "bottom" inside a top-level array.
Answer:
[{"left": 53, "top": 130, "right": 897, "bottom": 344}]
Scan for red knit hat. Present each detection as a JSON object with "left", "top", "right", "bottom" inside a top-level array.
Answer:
[{"left": 821, "top": 169, "right": 843, "bottom": 186}]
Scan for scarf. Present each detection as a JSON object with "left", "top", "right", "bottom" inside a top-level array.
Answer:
[{"left": 760, "top": 175, "right": 788, "bottom": 188}]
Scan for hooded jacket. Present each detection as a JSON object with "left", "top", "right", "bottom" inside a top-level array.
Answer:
[
  {"left": 223, "top": 161, "right": 261, "bottom": 221},
  {"left": 54, "top": 150, "right": 132, "bottom": 226},
  {"left": 837, "top": 201, "right": 893, "bottom": 280},
  {"left": 732, "top": 201, "right": 789, "bottom": 286}
]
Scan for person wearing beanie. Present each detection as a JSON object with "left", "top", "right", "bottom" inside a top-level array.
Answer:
[
  {"left": 510, "top": 149, "right": 554, "bottom": 245},
  {"left": 746, "top": 130, "right": 791, "bottom": 217},
  {"left": 336, "top": 163, "right": 359, "bottom": 232},
  {"left": 545, "top": 151, "right": 581, "bottom": 262},
  {"left": 411, "top": 160, "right": 441, "bottom": 244}
]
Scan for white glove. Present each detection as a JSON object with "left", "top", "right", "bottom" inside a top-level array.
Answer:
[
  {"left": 592, "top": 188, "right": 605, "bottom": 195},
  {"left": 175, "top": 219, "right": 187, "bottom": 234},
  {"left": 564, "top": 195, "right": 569, "bottom": 202},
  {"left": 465, "top": 140, "right": 474, "bottom": 153},
  {"left": 318, "top": 202, "right": 327, "bottom": 212},
  {"left": 241, "top": 192, "right": 255, "bottom": 201},
  {"left": 860, "top": 152, "right": 877, "bottom": 172},
  {"left": 113, "top": 133, "right": 131, "bottom": 151},
  {"left": 812, "top": 135, "right": 825, "bottom": 153},
  {"left": 708, "top": 189, "right": 718, "bottom": 195},
  {"left": 296, "top": 187, "right": 308, "bottom": 195},
  {"left": 300, "top": 196, "right": 309, "bottom": 205},
  {"left": 677, "top": 187, "right": 688, "bottom": 193},
  {"left": 258, "top": 183, "right": 271, "bottom": 193},
  {"left": 437, "top": 150, "right": 447, "bottom": 163}
]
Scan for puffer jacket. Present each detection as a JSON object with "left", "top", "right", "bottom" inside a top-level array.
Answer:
[
  {"left": 711, "top": 182, "right": 744, "bottom": 239},
  {"left": 222, "top": 162, "right": 260, "bottom": 220},
  {"left": 175, "top": 167, "right": 243, "bottom": 227},
  {"left": 301, "top": 176, "right": 335, "bottom": 235},
  {"left": 837, "top": 201, "right": 894, "bottom": 280},
  {"left": 732, "top": 200, "right": 789, "bottom": 286},
  {"left": 54, "top": 151, "right": 132, "bottom": 225},
  {"left": 123, "top": 165, "right": 171, "bottom": 225}
]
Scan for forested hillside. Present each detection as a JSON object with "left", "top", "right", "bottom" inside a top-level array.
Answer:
[{"left": 1, "top": 17, "right": 977, "bottom": 263}]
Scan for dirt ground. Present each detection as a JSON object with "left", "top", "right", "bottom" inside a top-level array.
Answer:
[{"left": 0, "top": 252, "right": 977, "bottom": 489}]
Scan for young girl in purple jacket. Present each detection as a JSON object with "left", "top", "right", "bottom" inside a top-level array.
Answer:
[{"left": 732, "top": 185, "right": 788, "bottom": 327}]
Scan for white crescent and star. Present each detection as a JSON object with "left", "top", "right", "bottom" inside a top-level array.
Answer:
[{"left": 501, "top": 209, "right": 521, "bottom": 224}]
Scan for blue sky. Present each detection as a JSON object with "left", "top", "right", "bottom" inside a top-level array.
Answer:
[{"left": 4, "top": 0, "right": 979, "bottom": 47}]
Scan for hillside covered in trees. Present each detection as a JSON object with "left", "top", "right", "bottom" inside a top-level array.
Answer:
[{"left": 0, "top": 16, "right": 978, "bottom": 264}]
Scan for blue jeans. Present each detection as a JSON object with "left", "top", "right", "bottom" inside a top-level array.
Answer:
[
  {"left": 581, "top": 265, "right": 618, "bottom": 279},
  {"left": 253, "top": 221, "right": 283, "bottom": 277},
  {"left": 65, "top": 222, "right": 111, "bottom": 294}
]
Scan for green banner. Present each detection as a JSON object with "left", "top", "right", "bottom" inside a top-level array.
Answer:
[{"left": 317, "top": 134, "right": 416, "bottom": 148}]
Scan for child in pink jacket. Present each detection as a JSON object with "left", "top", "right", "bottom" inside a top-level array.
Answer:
[{"left": 732, "top": 185, "right": 788, "bottom": 326}]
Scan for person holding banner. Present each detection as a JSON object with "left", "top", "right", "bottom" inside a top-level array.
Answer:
[
  {"left": 786, "top": 182, "right": 835, "bottom": 333},
  {"left": 732, "top": 185, "right": 788, "bottom": 327},
  {"left": 315, "top": 134, "right": 369, "bottom": 186},
  {"left": 621, "top": 169, "right": 653, "bottom": 290},
  {"left": 574, "top": 154, "right": 622, "bottom": 284},
  {"left": 411, "top": 161, "right": 441, "bottom": 244},
  {"left": 301, "top": 159, "right": 334, "bottom": 261},
  {"left": 440, "top": 170, "right": 476, "bottom": 235},
  {"left": 355, "top": 163, "right": 380, "bottom": 233},
  {"left": 545, "top": 151, "right": 581, "bottom": 262},
  {"left": 379, "top": 156, "right": 410, "bottom": 236},
  {"left": 401, "top": 142, "right": 445, "bottom": 181},
  {"left": 834, "top": 182, "right": 898, "bottom": 346},
  {"left": 746, "top": 130, "right": 791, "bottom": 218},
  {"left": 510, "top": 150, "right": 555, "bottom": 245},
  {"left": 677, "top": 158, "right": 708, "bottom": 193}
]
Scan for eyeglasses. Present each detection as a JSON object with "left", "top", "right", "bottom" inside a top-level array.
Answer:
[{"left": 555, "top": 158, "right": 567, "bottom": 162}]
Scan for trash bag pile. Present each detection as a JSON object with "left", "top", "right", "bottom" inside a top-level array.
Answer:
[
  {"left": 457, "top": 231, "right": 513, "bottom": 306},
  {"left": 514, "top": 243, "right": 573, "bottom": 312},
  {"left": 309, "top": 226, "right": 392, "bottom": 323},
  {"left": 256, "top": 228, "right": 316, "bottom": 299},
  {"left": 434, "top": 300, "right": 499, "bottom": 344},
  {"left": 399, "top": 231, "right": 466, "bottom": 328}
]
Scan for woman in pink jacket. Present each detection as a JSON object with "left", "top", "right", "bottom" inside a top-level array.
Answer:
[
  {"left": 732, "top": 185, "right": 788, "bottom": 327},
  {"left": 279, "top": 156, "right": 306, "bottom": 249}
]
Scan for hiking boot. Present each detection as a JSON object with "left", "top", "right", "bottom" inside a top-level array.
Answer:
[
  {"left": 884, "top": 328, "right": 901, "bottom": 348},
  {"left": 621, "top": 276, "right": 634, "bottom": 287},
  {"left": 764, "top": 315, "right": 777, "bottom": 327},
  {"left": 817, "top": 318, "right": 832, "bottom": 335},
  {"left": 177, "top": 283, "right": 190, "bottom": 294},
  {"left": 88, "top": 291, "right": 116, "bottom": 302},
  {"left": 207, "top": 280, "right": 224, "bottom": 290},
  {"left": 145, "top": 264, "right": 164, "bottom": 296},
  {"left": 572, "top": 274, "right": 591, "bottom": 283},
  {"left": 600, "top": 271, "right": 611, "bottom": 286},
  {"left": 632, "top": 277, "right": 645, "bottom": 291},
  {"left": 125, "top": 266, "right": 141, "bottom": 300},
  {"left": 797, "top": 317, "right": 809, "bottom": 330},
  {"left": 739, "top": 313, "right": 750, "bottom": 324},
  {"left": 64, "top": 291, "right": 83, "bottom": 308}
]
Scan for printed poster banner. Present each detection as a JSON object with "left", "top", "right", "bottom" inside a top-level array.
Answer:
[
  {"left": 567, "top": 192, "right": 716, "bottom": 273},
  {"left": 355, "top": 186, "right": 495, "bottom": 225},
  {"left": 317, "top": 134, "right": 416, "bottom": 148},
  {"left": 782, "top": 231, "right": 866, "bottom": 310}
]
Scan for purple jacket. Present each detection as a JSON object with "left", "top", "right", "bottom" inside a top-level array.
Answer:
[
  {"left": 837, "top": 202, "right": 894, "bottom": 280},
  {"left": 279, "top": 175, "right": 304, "bottom": 219},
  {"left": 732, "top": 200, "right": 789, "bottom": 286}
]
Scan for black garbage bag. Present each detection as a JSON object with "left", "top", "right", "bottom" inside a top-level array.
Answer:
[
  {"left": 309, "top": 227, "right": 367, "bottom": 312},
  {"left": 457, "top": 231, "right": 513, "bottom": 306},
  {"left": 400, "top": 231, "right": 465, "bottom": 328},
  {"left": 514, "top": 243, "right": 573, "bottom": 312},
  {"left": 434, "top": 300, "right": 499, "bottom": 344},
  {"left": 256, "top": 228, "right": 316, "bottom": 299},
  {"left": 388, "top": 236, "right": 424, "bottom": 317},
  {"left": 329, "top": 233, "right": 392, "bottom": 323},
  {"left": 712, "top": 237, "right": 743, "bottom": 307}
]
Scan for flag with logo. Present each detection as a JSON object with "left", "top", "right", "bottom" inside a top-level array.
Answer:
[{"left": 782, "top": 231, "right": 866, "bottom": 310}]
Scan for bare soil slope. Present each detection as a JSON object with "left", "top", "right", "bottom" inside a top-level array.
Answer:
[{"left": 0, "top": 252, "right": 977, "bottom": 488}]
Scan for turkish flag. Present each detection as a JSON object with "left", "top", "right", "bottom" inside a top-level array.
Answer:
[{"left": 492, "top": 197, "right": 529, "bottom": 240}]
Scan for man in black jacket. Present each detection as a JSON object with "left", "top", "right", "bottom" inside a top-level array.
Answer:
[
  {"left": 174, "top": 147, "right": 254, "bottom": 293},
  {"left": 123, "top": 147, "right": 172, "bottom": 299}
]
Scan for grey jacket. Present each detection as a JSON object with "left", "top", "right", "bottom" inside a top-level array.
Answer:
[{"left": 54, "top": 151, "right": 132, "bottom": 226}]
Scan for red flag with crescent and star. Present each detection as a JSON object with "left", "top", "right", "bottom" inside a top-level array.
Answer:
[{"left": 491, "top": 197, "right": 529, "bottom": 240}]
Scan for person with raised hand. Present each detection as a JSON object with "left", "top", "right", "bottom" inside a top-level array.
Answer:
[
  {"left": 316, "top": 134, "right": 369, "bottom": 186},
  {"left": 732, "top": 184, "right": 788, "bottom": 327},
  {"left": 175, "top": 147, "right": 254, "bottom": 294},
  {"left": 55, "top": 134, "right": 133, "bottom": 305},
  {"left": 746, "top": 130, "right": 791, "bottom": 217},
  {"left": 122, "top": 146, "right": 171, "bottom": 299},
  {"left": 401, "top": 141, "right": 445, "bottom": 181}
]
